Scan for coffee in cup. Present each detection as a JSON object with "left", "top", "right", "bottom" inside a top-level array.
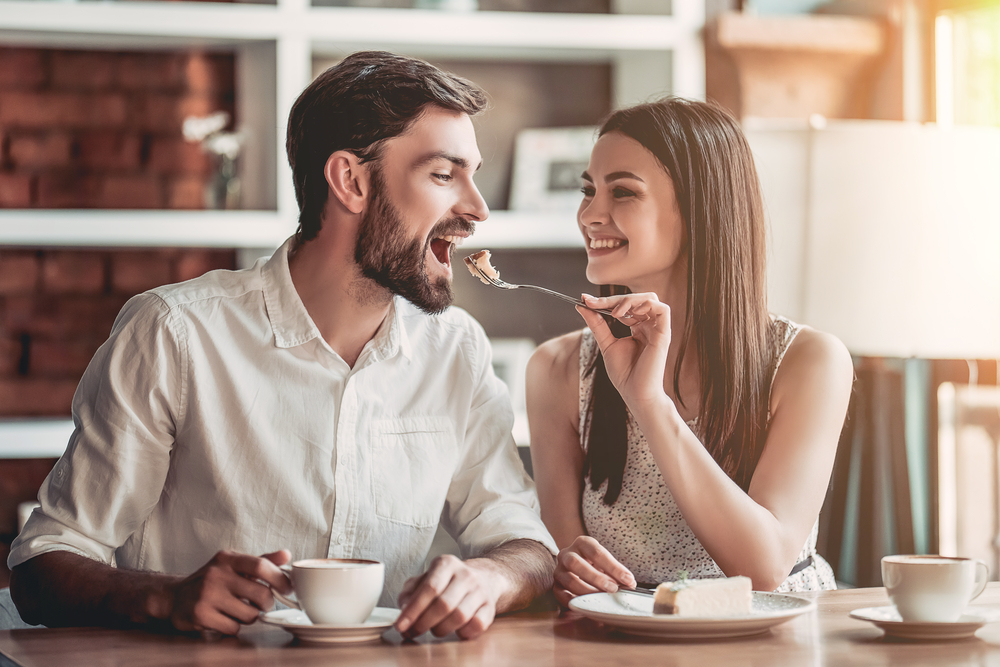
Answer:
[
  {"left": 273, "top": 558, "right": 384, "bottom": 625},
  {"left": 881, "top": 555, "right": 989, "bottom": 623}
]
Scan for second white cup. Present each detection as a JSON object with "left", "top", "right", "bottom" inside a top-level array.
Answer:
[
  {"left": 881, "top": 554, "right": 989, "bottom": 623},
  {"left": 273, "top": 558, "right": 384, "bottom": 625}
]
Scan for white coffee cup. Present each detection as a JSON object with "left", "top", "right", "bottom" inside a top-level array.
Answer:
[
  {"left": 881, "top": 555, "right": 989, "bottom": 623},
  {"left": 273, "top": 558, "right": 384, "bottom": 625}
]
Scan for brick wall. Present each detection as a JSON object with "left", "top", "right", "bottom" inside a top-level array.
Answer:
[
  {"left": 0, "top": 47, "right": 235, "bottom": 209},
  {"left": 0, "top": 247, "right": 237, "bottom": 416}
]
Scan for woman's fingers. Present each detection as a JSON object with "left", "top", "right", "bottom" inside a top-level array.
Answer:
[
  {"left": 557, "top": 552, "right": 618, "bottom": 594},
  {"left": 554, "top": 568, "right": 604, "bottom": 597},
  {"left": 567, "top": 537, "right": 636, "bottom": 587},
  {"left": 556, "top": 536, "right": 636, "bottom": 594}
]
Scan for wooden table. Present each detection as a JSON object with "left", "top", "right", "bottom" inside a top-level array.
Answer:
[{"left": 4, "top": 585, "right": 1000, "bottom": 666}]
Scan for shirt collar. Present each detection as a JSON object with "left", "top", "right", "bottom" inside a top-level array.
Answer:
[
  {"left": 364, "top": 297, "right": 413, "bottom": 364},
  {"left": 262, "top": 236, "right": 320, "bottom": 349},
  {"left": 261, "top": 236, "right": 412, "bottom": 363}
]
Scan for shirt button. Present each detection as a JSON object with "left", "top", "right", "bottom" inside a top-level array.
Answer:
[{"left": 337, "top": 533, "right": 348, "bottom": 545}]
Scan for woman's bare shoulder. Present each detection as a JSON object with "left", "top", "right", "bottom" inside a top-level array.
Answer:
[
  {"left": 771, "top": 326, "right": 854, "bottom": 408},
  {"left": 527, "top": 330, "right": 584, "bottom": 400}
]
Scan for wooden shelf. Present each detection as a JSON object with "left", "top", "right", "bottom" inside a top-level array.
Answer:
[
  {"left": 0, "top": 0, "right": 704, "bottom": 250},
  {"left": 0, "top": 419, "right": 73, "bottom": 459},
  {"left": 0, "top": 2, "right": 695, "bottom": 57},
  {"left": 0, "top": 209, "right": 584, "bottom": 249}
]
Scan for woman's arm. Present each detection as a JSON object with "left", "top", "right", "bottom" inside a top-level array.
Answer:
[
  {"left": 526, "top": 332, "right": 586, "bottom": 548},
  {"left": 578, "top": 294, "right": 854, "bottom": 591},
  {"left": 526, "top": 332, "right": 636, "bottom": 606}
]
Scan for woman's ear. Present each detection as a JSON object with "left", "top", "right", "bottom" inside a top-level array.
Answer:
[{"left": 324, "top": 150, "right": 368, "bottom": 215}]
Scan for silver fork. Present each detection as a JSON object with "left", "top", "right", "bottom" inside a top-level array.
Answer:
[{"left": 464, "top": 257, "right": 615, "bottom": 317}]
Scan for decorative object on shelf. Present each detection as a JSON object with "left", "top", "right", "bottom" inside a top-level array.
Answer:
[
  {"left": 707, "top": 11, "right": 885, "bottom": 120},
  {"left": 183, "top": 112, "right": 245, "bottom": 211},
  {"left": 509, "top": 127, "right": 596, "bottom": 212}
]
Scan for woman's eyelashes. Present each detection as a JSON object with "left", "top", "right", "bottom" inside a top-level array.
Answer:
[{"left": 579, "top": 184, "right": 637, "bottom": 199}]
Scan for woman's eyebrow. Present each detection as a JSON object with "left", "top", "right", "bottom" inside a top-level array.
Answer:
[
  {"left": 580, "top": 170, "right": 645, "bottom": 183},
  {"left": 412, "top": 151, "right": 482, "bottom": 172},
  {"left": 604, "top": 171, "right": 644, "bottom": 183}
]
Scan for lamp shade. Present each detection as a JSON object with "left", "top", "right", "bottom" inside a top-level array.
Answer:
[{"left": 748, "top": 118, "right": 1000, "bottom": 359}]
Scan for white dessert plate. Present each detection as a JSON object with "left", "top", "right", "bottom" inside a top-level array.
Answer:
[
  {"left": 261, "top": 607, "right": 400, "bottom": 644},
  {"left": 568, "top": 591, "right": 815, "bottom": 640},
  {"left": 849, "top": 605, "right": 1000, "bottom": 640}
]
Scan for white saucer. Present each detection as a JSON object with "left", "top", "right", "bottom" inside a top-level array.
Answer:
[
  {"left": 568, "top": 591, "right": 815, "bottom": 640},
  {"left": 261, "top": 607, "right": 400, "bottom": 644},
  {"left": 849, "top": 605, "right": 1000, "bottom": 640}
]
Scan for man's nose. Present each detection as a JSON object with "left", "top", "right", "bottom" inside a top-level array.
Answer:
[{"left": 459, "top": 182, "right": 489, "bottom": 222}]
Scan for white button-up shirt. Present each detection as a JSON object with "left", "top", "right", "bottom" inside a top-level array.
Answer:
[{"left": 9, "top": 238, "right": 556, "bottom": 605}]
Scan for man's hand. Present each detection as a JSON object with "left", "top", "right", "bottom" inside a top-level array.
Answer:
[
  {"left": 394, "top": 554, "right": 501, "bottom": 640},
  {"left": 157, "top": 549, "right": 292, "bottom": 635}
]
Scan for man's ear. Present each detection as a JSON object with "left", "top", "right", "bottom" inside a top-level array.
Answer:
[{"left": 324, "top": 150, "right": 368, "bottom": 215}]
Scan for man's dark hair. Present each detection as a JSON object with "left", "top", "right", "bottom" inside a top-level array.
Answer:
[{"left": 286, "top": 51, "right": 488, "bottom": 243}]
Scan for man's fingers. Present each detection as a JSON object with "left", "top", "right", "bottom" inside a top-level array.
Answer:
[
  {"left": 430, "top": 592, "right": 484, "bottom": 637},
  {"left": 395, "top": 557, "right": 459, "bottom": 634},
  {"left": 216, "top": 593, "right": 265, "bottom": 625},
  {"left": 174, "top": 600, "right": 243, "bottom": 636},
  {"left": 228, "top": 574, "right": 274, "bottom": 612},
  {"left": 261, "top": 549, "right": 292, "bottom": 567},
  {"left": 397, "top": 573, "right": 424, "bottom": 608},
  {"left": 410, "top": 581, "right": 474, "bottom": 637},
  {"left": 226, "top": 552, "right": 290, "bottom": 593},
  {"left": 455, "top": 602, "right": 494, "bottom": 641}
]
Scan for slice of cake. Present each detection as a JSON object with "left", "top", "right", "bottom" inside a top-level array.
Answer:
[
  {"left": 464, "top": 249, "right": 500, "bottom": 285},
  {"left": 652, "top": 576, "right": 753, "bottom": 617}
]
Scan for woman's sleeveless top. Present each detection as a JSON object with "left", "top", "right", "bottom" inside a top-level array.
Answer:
[{"left": 578, "top": 316, "right": 837, "bottom": 592}]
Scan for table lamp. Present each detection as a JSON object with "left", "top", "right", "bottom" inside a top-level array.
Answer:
[{"left": 747, "top": 118, "right": 1000, "bottom": 586}]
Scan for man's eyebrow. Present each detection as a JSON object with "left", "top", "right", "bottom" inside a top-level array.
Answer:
[{"left": 414, "top": 151, "right": 483, "bottom": 172}]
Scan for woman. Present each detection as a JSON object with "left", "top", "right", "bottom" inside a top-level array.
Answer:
[{"left": 526, "top": 97, "right": 854, "bottom": 607}]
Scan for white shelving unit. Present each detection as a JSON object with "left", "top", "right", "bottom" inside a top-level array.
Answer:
[{"left": 0, "top": 0, "right": 705, "bottom": 251}]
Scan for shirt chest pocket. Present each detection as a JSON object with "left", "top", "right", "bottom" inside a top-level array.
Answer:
[{"left": 370, "top": 416, "right": 458, "bottom": 528}]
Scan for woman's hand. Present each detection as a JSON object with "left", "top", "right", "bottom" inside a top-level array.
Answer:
[
  {"left": 576, "top": 292, "right": 672, "bottom": 409},
  {"left": 553, "top": 536, "right": 636, "bottom": 608}
]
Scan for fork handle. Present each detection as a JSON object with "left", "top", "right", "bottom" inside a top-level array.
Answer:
[{"left": 520, "top": 285, "right": 615, "bottom": 317}]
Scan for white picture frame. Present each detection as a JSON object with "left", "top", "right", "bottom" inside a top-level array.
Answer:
[{"left": 509, "top": 126, "right": 598, "bottom": 212}]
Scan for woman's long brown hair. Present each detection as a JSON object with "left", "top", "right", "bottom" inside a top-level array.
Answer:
[{"left": 583, "top": 98, "right": 773, "bottom": 501}]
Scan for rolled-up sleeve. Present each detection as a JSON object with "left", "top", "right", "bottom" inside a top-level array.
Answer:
[
  {"left": 441, "top": 329, "right": 557, "bottom": 559},
  {"left": 8, "top": 293, "right": 182, "bottom": 569}
]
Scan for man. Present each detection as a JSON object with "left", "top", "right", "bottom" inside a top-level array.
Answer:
[{"left": 8, "top": 51, "right": 556, "bottom": 640}]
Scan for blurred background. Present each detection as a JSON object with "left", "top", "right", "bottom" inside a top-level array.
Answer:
[{"left": 0, "top": 0, "right": 998, "bottom": 588}]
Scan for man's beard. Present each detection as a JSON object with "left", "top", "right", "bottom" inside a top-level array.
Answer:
[{"left": 354, "top": 166, "right": 470, "bottom": 315}]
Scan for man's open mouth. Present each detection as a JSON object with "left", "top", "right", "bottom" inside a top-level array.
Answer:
[{"left": 429, "top": 234, "right": 466, "bottom": 268}]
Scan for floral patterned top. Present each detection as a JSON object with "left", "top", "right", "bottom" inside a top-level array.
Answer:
[{"left": 578, "top": 316, "right": 837, "bottom": 592}]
